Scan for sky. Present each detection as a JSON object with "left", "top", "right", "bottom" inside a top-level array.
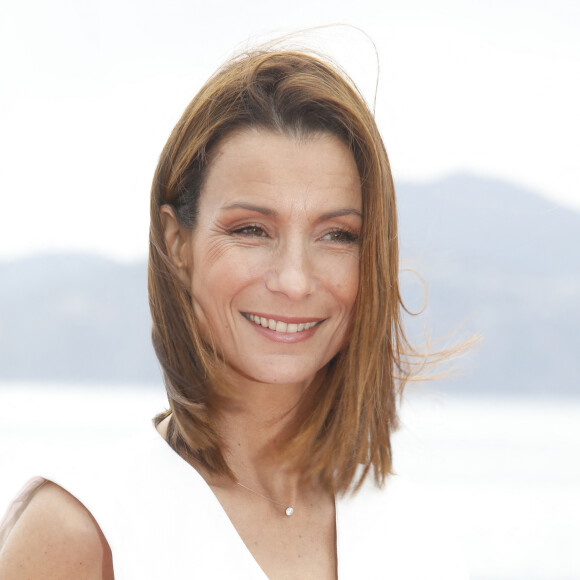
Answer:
[{"left": 1, "top": 0, "right": 578, "bottom": 261}]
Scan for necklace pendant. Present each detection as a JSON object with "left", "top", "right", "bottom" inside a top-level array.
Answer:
[{"left": 285, "top": 506, "right": 294, "bottom": 517}]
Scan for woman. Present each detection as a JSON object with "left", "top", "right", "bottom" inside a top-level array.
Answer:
[{"left": 0, "top": 48, "right": 467, "bottom": 578}]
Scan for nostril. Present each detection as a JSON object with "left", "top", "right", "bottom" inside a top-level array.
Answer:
[{"left": 265, "top": 247, "right": 315, "bottom": 299}]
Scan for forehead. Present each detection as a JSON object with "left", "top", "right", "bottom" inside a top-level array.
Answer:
[{"left": 199, "top": 129, "right": 362, "bottom": 215}]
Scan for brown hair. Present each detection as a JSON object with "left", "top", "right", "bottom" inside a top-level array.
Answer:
[{"left": 149, "top": 48, "right": 411, "bottom": 493}]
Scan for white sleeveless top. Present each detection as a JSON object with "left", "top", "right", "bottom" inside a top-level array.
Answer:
[{"left": 0, "top": 426, "right": 469, "bottom": 579}]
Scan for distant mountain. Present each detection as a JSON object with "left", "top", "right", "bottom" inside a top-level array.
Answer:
[
  {"left": 0, "top": 255, "right": 160, "bottom": 383},
  {"left": 397, "top": 174, "right": 580, "bottom": 395},
  {"left": 0, "top": 174, "right": 578, "bottom": 395}
]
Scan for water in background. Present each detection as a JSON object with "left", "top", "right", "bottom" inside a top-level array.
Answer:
[{"left": 0, "top": 382, "right": 578, "bottom": 580}]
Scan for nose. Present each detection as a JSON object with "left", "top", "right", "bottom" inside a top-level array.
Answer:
[{"left": 265, "top": 237, "right": 315, "bottom": 300}]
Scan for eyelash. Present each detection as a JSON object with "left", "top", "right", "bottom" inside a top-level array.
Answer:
[
  {"left": 231, "top": 224, "right": 268, "bottom": 238},
  {"left": 321, "top": 228, "right": 359, "bottom": 244},
  {"left": 230, "top": 225, "right": 359, "bottom": 244}
]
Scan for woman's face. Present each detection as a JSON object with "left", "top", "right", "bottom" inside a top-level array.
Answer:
[{"left": 175, "top": 129, "right": 361, "bottom": 388}]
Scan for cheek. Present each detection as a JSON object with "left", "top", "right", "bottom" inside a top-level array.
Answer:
[
  {"left": 190, "top": 247, "right": 261, "bottom": 315},
  {"left": 321, "top": 254, "right": 360, "bottom": 309}
]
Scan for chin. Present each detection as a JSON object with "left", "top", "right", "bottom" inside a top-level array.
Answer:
[{"left": 231, "top": 357, "right": 326, "bottom": 388}]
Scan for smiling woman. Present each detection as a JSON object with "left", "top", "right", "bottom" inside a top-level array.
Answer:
[
  {"left": 0, "top": 47, "right": 468, "bottom": 579},
  {"left": 162, "top": 130, "right": 361, "bottom": 387}
]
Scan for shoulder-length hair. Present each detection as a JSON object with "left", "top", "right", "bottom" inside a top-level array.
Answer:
[{"left": 149, "top": 48, "right": 411, "bottom": 494}]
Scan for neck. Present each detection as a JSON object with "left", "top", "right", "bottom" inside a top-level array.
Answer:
[{"left": 214, "top": 373, "right": 311, "bottom": 501}]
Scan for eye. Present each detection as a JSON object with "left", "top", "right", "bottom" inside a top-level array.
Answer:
[
  {"left": 231, "top": 224, "right": 268, "bottom": 238},
  {"left": 321, "top": 228, "right": 359, "bottom": 243}
]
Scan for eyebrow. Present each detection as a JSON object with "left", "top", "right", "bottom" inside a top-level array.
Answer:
[
  {"left": 222, "top": 202, "right": 276, "bottom": 216},
  {"left": 318, "top": 208, "right": 363, "bottom": 221},
  {"left": 221, "top": 202, "right": 362, "bottom": 221}
]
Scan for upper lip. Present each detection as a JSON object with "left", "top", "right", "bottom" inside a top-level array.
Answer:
[{"left": 242, "top": 312, "right": 325, "bottom": 324}]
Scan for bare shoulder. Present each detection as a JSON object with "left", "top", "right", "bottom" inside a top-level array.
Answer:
[{"left": 0, "top": 481, "right": 114, "bottom": 579}]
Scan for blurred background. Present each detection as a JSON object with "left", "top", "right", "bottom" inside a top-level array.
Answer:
[{"left": 1, "top": 0, "right": 579, "bottom": 578}]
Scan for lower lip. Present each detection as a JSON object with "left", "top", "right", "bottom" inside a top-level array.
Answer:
[{"left": 245, "top": 318, "right": 322, "bottom": 343}]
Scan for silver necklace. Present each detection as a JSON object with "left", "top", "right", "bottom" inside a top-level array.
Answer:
[{"left": 236, "top": 481, "right": 295, "bottom": 516}]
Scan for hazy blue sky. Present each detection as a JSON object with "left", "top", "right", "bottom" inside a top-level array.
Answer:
[{"left": 1, "top": 0, "right": 578, "bottom": 260}]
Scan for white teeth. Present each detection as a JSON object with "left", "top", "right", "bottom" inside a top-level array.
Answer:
[{"left": 244, "top": 314, "right": 320, "bottom": 334}]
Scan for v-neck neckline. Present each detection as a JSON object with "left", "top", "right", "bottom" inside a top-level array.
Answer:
[{"left": 149, "top": 425, "right": 344, "bottom": 579}]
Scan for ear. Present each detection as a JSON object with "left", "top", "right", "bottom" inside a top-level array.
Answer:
[{"left": 160, "top": 205, "right": 191, "bottom": 287}]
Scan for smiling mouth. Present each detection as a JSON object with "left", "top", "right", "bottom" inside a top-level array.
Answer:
[{"left": 242, "top": 313, "right": 323, "bottom": 334}]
